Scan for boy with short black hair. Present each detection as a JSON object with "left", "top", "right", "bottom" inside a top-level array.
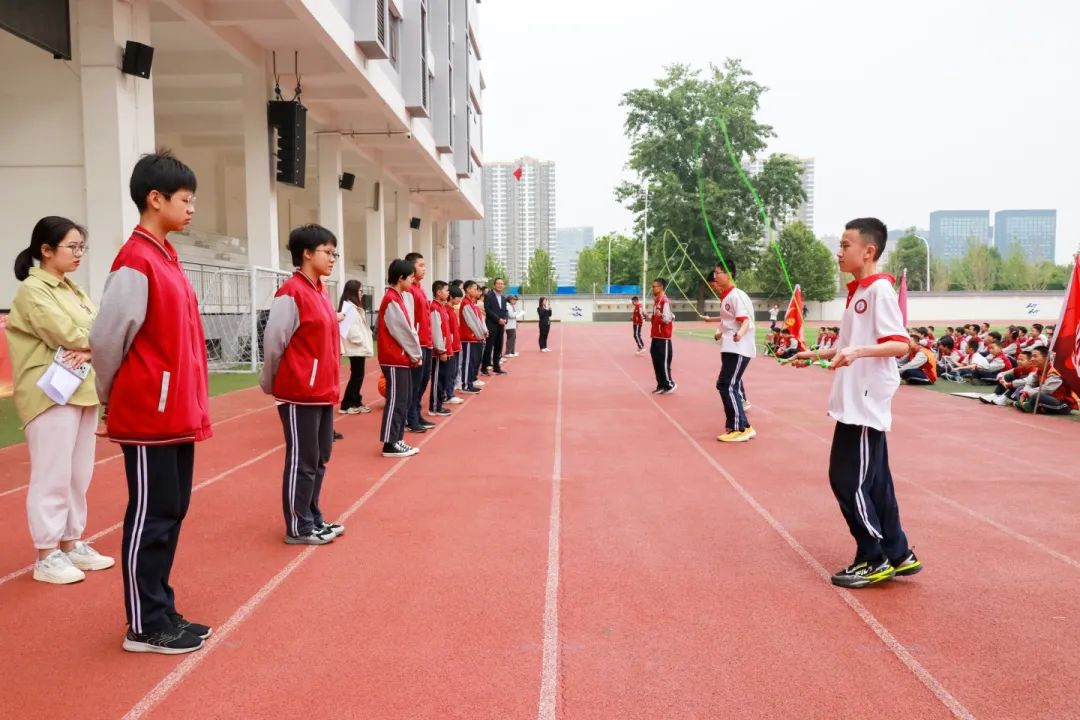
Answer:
[
  {"left": 1015, "top": 346, "right": 1078, "bottom": 414},
  {"left": 790, "top": 217, "right": 921, "bottom": 588},
  {"left": 260, "top": 224, "right": 343, "bottom": 546},
  {"left": 703, "top": 261, "right": 756, "bottom": 440},
  {"left": 649, "top": 278, "right": 675, "bottom": 393},
  {"left": 91, "top": 151, "right": 213, "bottom": 654},
  {"left": 631, "top": 295, "right": 646, "bottom": 353},
  {"left": 404, "top": 252, "right": 435, "bottom": 433},
  {"left": 378, "top": 258, "right": 423, "bottom": 457},
  {"left": 428, "top": 280, "right": 453, "bottom": 417},
  {"left": 445, "top": 285, "right": 465, "bottom": 404},
  {"left": 458, "top": 280, "right": 487, "bottom": 394}
]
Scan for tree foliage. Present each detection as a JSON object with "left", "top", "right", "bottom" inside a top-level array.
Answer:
[
  {"left": 885, "top": 231, "right": 929, "bottom": 291},
  {"left": 575, "top": 246, "right": 606, "bottom": 293},
  {"left": 615, "top": 61, "right": 805, "bottom": 300},
  {"left": 523, "top": 248, "right": 558, "bottom": 295},
  {"left": 755, "top": 222, "right": 837, "bottom": 301},
  {"left": 952, "top": 239, "right": 1002, "bottom": 291},
  {"left": 484, "top": 252, "right": 507, "bottom": 284}
]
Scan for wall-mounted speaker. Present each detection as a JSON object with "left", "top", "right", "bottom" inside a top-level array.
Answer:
[
  {"left": 372, "top": 181, "right": 380, "bottom": 211},
  {"left": 121, "top": 41, "right": 154, "bottom": 79},
  {"left": 409, "top": 217, "right": 421, "bottom": 230},
  {"left": 267, "top": 100, "right": 307, "bottom": 188},
  {"left": 339, "top": 172, "right": 355, "bottom": 191}
]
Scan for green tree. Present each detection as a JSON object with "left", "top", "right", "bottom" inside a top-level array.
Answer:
[
  {"left": 523, "top": 248, "right": 557, "bottom": 295},
  {"left": 884, "top": 231, "right": 929, "bottom": 291},
  {"left": 615, "top": 61, "right": 805, "bottom": 305},
  {"left": 755, "top": 222, "right": 837, "bottom": 301},
  {"left": 953, "top": 239, "right": 1002, "bottom": 291},
  {"left": 484, "top": 252, "right": 508, "bottom": 283},
  {"left": 930, "top": 257, "right": 954, "bottom": 291},
  {"left": 592, "top": 232, "right": 646, "bottom": 287},
  {"left": 998, "top": 243, "right": 1031, "bottom": 290},
  {"left": 575, "top": 246, "right": 606, "bottom": 292}
]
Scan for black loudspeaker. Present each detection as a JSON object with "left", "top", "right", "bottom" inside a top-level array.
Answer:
[
  {"left": 267, "top": 100, "right": 307, "bottom": 187},
  {"left": 121, "top": 41, "right": 154, "bottom": 79},
  {"left": 339, "top": 172, "right": 355, "bottom": 191},
  {"left": 409, "top": 217, "right": 421, "bottom": 230},
  {"left": 372, "top": 181, "right": 381, "bottom": 211}
]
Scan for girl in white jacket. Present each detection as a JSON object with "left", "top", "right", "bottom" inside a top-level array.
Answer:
[
  {"left": 505, "top": 295, "right": 526, "bottom": 357},
  {"left": 338, "top": 280, "right": 374, "bottom": 413}
]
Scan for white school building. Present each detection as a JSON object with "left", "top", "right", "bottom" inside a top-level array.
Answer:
[{"left": 0, "top": 0, "right": 485, "bottom": 311}]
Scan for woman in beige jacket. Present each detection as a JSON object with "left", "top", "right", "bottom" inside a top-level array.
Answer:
[{"left": 6, "top": 216, "right": 113, "bottom": 584}]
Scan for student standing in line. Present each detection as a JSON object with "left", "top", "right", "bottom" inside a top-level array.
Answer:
[
  {"left": 378, "top": 258, "right": 424, "bottom": 457},
  {"left": 404, "top": 252, "right": 435, "bottom": 433},
  {"left": 338, "top": 279, "right": 374, "bottom": 414},
  {"left": 459, "top": 280, "right": 488, "bottom": 391},
  {"left": 537, "top": 297, "right": 553, "bottom": 352},
  {"left": 91, "top": 151, "right": 213, "bottom": 654},
  {"left": 631, "top": 296, "right": 646, "bottom": 354},
  {"left": 445, "top": 285, "right": 465, "bottom": 404},
  {"left": 505, "top": 295, "right": 525, "bottom": 357},
  {"left": 702, "top": 261, "right": 756, "bottom": 441},
  {"left": 649, "top": 278, "right": 675, "bottom": 393},
  {"left": 789, "top": 217, "right": 922, "bottom": 589},
  {"left": 428, "top": 280, "right": 453, "bottom": 417},
  {"left": 7, "top": 216, "right": 113, "bottom": 585},
  {"left": 260, "top": 224, "right": 344, "bottom": 547}
]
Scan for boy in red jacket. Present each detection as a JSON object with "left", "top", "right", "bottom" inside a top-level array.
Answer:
[
  {"left": 91, "top": 152, "right": 213, "bottom": 655},
  {"left": 260, "top": 224, "right": 343, "bottom": 546},
  {"left": 428, "top": 280, "right": 454, "bottom": 417},
  {"left": 631, "top": 295, "right": 645, "bottom": 353},
  {"left": 378, "top": 258, "right": 424, "bottom": 457}
]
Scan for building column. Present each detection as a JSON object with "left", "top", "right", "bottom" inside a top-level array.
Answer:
[
  {"left": 243, "top": 56, "right": 279, "bottom": 270},
  {"left": 417, "top": 212, "right": 434, "bottom": 283},
  {"left": 433, "top": 220, "right": 450, "bottom": 282},
  {"left": 78, "top": 0, "right": 155, "bottom": 301},
  {"left": 365, "top": 180, "right": 387, "bottom": 291},
  {"left": 317, "top": 133, "right": 344, "bottom": 290},
  {"left": 393, "top": 190, "right": 413, "bottom": 258}
]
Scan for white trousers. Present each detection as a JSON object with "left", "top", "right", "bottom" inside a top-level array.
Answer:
[{"left": 25, "top": 404, "right": 99, "bottom": 549}]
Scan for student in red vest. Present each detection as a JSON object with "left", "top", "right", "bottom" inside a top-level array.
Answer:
[
  {"left": 649, "top": 278, "right": 675, "bottom": 394},
  {"left": 631, "top": 295, "right": 646, "bottom": 353},
  {"left": 91, "top": 152, "right": 212, "bottom": 655},
  {"left": 1015, "top": 346, "right": 1077, "bottom": 414},
  {"left": 403, "top": 252, "right": 435, "bottom": 434},
  {"left": 458, "top": 280, "right": 488, "bottom": 393},
  {"left": 444, "top": 285, "right": 465, "bottom": 405},
  {"left": 378, "top": 258, "right": 424, "bottom": 457},
  {"left": 428, "top": 280, "right": 453, "bottom": 417},
  {"left": 260, "top": 225, "right": 343, "bottom": 547}
]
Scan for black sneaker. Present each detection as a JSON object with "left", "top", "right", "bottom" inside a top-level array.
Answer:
[
  {"left": 123, "top": 626, "right": 203, "bottom": 655},
  {"left": 494, "top": 370, "right": 508, "bottom": 375},
  {"left": 406, "top": 425, "right": 428, "bottom": 434},
  {"left": 284, "top": 528, "right": 334, "bottom": 545},
  {"left": 460, "top": 387, "right": 482, "bottom": 394},
  {"left": 430, "top": 409, "right": 452, "bottom": 417},
  {"left": 891, "top": 551, "right": 923, "bottom": 577},
  {"left": 320, "top": 522, "right": 345, "bottom": 539},
  {"left": 382, "top": 441, "right": 419, "bottom": 458},
  {"left": 169, "top": 613, "right": 212, "bottom": 640},
  {"left": 831, "top": 558, "right": 895, "bottom": 588},
  {"left": 333, "top": 431, "right": 344, "bottom": 441},
  {"left": 420, "top": 421, "right": 437, "bottom": 430}
]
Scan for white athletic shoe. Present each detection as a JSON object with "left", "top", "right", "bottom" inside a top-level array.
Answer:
[
  {"left": 474, "top": 380, "right": 486, "bottom": 387},
  {"left": 34, "top": 550, "right": 86, "bottom": 585},
  {"left": 446, "top": 397, "right": 465, "bottom": 405},
  {"left": 66, "top": 541, "right": 115, "bottom": 571}
]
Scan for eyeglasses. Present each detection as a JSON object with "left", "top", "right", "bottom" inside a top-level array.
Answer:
[
  {"left": 58, "top": 244, "right": 88, "bottom": 256},
  {"left": 317, "top": 249, "right": 340, "bottom": 259},
  {"left": 164, "top": 193, "right": 196, "bottom": 207}
]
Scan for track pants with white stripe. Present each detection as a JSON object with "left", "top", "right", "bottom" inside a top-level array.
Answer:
[
  {"left": 277, "top": 404, "right": 333, "bottom": 538},
  {"left": 429, "top": 354, "right": 451, "bottom": 412},
  {"left": 460, "top": 342, "right": 483, "bottom": 390},
  {"left": 828, "top": 422, "right": 910, "bottom": 564},
  {"left": 716, "top": 352, "right": 750, "bottom": 432},
  {"left": 121, "top": 443, "right": 194, "bottom": 635},
  {"left": 650, "top": 338, "right": 674, "bottom": 391},
  {"left": 380, "top": 365, "right": 412, "bottom": 445},
  {"left": 407, "top": 347, "right": 433, "bottom": 428},
  {"left": 633, "top": 323, "right": 644, "bottom": 351}
]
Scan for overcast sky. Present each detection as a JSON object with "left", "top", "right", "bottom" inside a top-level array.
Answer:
[{"left": 479, "top": 0, "right": 1079, "bottom": 264}]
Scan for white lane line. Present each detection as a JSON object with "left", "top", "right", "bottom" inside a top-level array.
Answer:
[
  {"left": 611, "top": 359, "right": 975, "bottom": 720},
  {"left": 537, "top": 329, "right": 565, "bottom": 720},
  {"left": 121, "top": 392, "right": 476, "bottom": 720}
]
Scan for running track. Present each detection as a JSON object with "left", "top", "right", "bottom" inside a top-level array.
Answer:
[{"left": 0, "top": 323, "right": 1077, "bottom": 719}]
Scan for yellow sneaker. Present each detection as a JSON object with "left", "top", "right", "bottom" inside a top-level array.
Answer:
[
  {"left": 716, "top": 430, "right": 740, "bottom": 442},
  {"left": 720, "top": 427, "right": 755, "bottom": 443},
  {"left": 740, "top": 427, "right": 757, "bottom": 440}
]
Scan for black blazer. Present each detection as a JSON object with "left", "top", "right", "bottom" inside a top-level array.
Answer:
[{"left": 485, "top": 291, "right": 509, "bottom": 327}]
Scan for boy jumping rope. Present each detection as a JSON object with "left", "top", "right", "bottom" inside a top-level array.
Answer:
[
  {"left": 702, "top": 260, "right": 756, "bottom": 442},
  {"left": 789, "top": 218, "right": 922, "bottom": 588},
  {"left": 631, "top": 296, "right": 645, "bottom": 353}
]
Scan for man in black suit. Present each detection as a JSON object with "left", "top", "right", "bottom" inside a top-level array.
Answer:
[{"left": 482, "top": 277, "right": 509, "bottom": 375}]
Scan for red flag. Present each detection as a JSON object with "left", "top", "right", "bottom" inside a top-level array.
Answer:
[
  {"left": 1049, "top": 255, "right": 1080, "bottom": 398},
  {"left": 898, "top": 269, "right": 909, "bottom": 327},
  {"left": 784, "top": 284, "right": 807, "bottom": 351},
  {"left": 512, "top": 166, "right": 523, "bottom": 181}
]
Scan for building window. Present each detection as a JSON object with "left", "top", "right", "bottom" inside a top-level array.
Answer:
[{"left": 389, "top": 12, "right": 401, "bottom": 67}]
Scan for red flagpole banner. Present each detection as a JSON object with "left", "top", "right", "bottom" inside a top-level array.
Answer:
[
  {"left": 898, "top": 269, "right": 909, "bottom": 327},
  {"left": 1049, "top": 255, "right": 1080, "bottom": 397},
  {"left": 784, "top": 284, "right": 807, "bottom": 351}
]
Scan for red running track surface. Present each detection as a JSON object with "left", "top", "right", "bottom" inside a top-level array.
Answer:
[{"left": 0, "top": 323, "right": 1077, "bottom": 719}]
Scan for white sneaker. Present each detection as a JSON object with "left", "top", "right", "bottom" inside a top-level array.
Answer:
[
  {"left": 991, "top": 394, "right": 1009, "bottom": 406},
  {"left": 743, "top": 402, "right": 753, "bottom": 411},
  {"left": 34, "top": 550, "right": 86, "bottom": 584},
  {"left": 446, "top": 397, "right": 465, "bottom": 405},
  {"left": 66, "top": 541, "right": 115, "bottom": 571},
  {"left": 474, "top": 380, "right": 486, "bottom": 387}
]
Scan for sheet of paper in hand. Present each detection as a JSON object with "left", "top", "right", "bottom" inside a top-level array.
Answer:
[{"left": 36, "top": 346, "right": 90, "bottom": 405}]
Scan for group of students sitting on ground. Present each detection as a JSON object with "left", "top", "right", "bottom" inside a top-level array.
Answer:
[{"left": 888, "top": 321, "right": 1076, "bottom": 415}]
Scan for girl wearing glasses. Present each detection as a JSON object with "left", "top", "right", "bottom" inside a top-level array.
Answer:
[{"left": 6, "top": 216, "right": 113, "bottom": 584}]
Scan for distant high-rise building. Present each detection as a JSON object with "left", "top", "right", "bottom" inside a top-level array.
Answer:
[
  {"left": 993, "top": 210, "right": 1056, "bottom": 263},
  {"left": 482, "top": 157, "right": 556, "bottom": 285},
  {"left": 450, "top": 219, "right": 486, "bottom": 281},
  {"left": 928, "top": 210, "right": 991, "bottom": 262},
  {"left": 746, "top": 155, "right": 815, "bottom": 233},
  {"left": 554, "top": 227, "right": 594, "bottom": 286}
]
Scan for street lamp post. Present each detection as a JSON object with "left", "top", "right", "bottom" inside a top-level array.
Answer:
[
  {"left": 641, "top": 185, "right": 650, "bottom": 294},
  {"left": 606, "top": 233, "right": 612, "bottom": 294},
  {"left": 915, "top": 236, "right": 933, "bottom": 293}
]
